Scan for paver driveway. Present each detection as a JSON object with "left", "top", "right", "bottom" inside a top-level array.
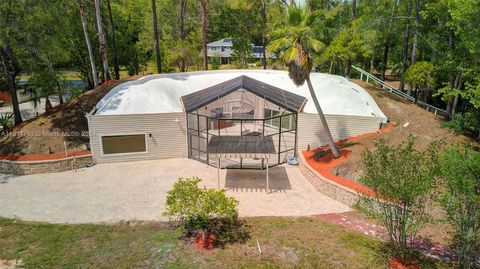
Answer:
[{"left": 0, "top": 158, "right": 351, "bottom": 223}]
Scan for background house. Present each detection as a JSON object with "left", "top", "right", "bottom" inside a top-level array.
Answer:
[{"left": 207, "top": 38, "right": 268, "bottom": 65}]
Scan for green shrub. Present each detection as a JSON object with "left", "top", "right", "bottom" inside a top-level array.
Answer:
[
  {"left": 359, "top": 137, "right": 439, "bottom": 263},
  {"left": 211, "top": 58, "right": 220, "bottom": 70},
  {"left": 441, "top": 113, "right": 466, "bottom": 134},
  {"left": 437, "top": 145, "right": 480, "bottom": 269},
  {"left": 0, "top": 113, "right": 14, "bottom": 135},
  {"left": 164, "top": 177, "right": 240, "bottom": 239}
]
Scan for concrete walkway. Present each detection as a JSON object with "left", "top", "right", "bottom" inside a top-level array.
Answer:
[{"left": 0, "top": 158, "right": 351, "bottom": 224}]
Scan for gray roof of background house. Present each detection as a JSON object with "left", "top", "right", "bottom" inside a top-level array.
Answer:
[{"left": 207, "top": 38, "right": 233, "bottom": 47}]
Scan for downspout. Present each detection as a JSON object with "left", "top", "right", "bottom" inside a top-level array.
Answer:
[{"left": 85, "top": 108, "right": 96, "bottom": 164}]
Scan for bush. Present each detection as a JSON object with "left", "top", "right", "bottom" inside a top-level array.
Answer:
[
  {"left": 0, "top": 113, "right": 14, "bottom": 135},
  {"left": 441, "top": 111, "right": 480, "bottom": 136},
  {"left": 164, "top": 177, "right": 242, "bottom": 243},
  {"left": 359, "top": 138, "right": 439, "bottom": 263},
  {"left": 437, "top": 145, "right": 480, "bottom": 268},
  {"left": 441, "top": 113, "right": 466, "bottom": 133}
]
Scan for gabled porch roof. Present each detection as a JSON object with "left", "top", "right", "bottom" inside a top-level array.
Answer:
[{"left": 180, "top": 75, "right": 307, "bottom": 113}]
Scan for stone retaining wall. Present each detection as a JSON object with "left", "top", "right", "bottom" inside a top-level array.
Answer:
[
  {"left": 298, "top": 153, "right": 361, "bottom": 206},
  {"left": 0, "top": 155, "right": 93, "bottom": 175}
]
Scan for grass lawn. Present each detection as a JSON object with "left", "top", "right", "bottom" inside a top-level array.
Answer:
[{"left": 0, "top": 216, "right": 393, "bottom": 269}]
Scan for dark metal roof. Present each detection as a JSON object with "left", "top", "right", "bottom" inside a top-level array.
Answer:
[
  {"left": 181, "top": 75, "right": 307, "bottom": 113},
  {"left": 207, "top": 135, "right": 276, "bottom": 155}
]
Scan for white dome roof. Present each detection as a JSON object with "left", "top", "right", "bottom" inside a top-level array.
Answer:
[{"left": 95, "top": 69, "right": 387, "bottom": 122}]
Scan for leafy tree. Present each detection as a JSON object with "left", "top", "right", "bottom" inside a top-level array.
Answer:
[
  {"left": 269, "top": 4, "right": 341, "bottom": 158},
  {"left": 360, "top": 138, "right": 439, "bottom": 263},
  {"left": 437, "top": 145, "right": 480, "bottom": 269},
  {"left": 404, "top": 61, "right": 435, "bottom": 103}
]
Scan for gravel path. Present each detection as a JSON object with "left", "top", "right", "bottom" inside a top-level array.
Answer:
[{"left": 0, "top": 158, "right": 351, "bottom": 224}]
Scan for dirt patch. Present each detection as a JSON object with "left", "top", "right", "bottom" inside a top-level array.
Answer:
[
  {"left": 0, "top": 80, "right": 127, "bottom": 155},
  {"left": 335, "top": 79, "right": 474, "bottom": 181}
]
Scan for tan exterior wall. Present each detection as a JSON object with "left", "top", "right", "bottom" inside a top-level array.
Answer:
[
  {"left": 87, "top": 111, "right": 381, "bottom": 164},
  {"left": 297, "top": 113, "right": 383, "bottom": 151},
  {"left": 88, "top": 112, "right": 187, "bottom": 163}
]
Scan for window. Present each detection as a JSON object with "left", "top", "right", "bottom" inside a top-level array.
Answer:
[
  {"left": 210, "top": 107, "right": 224, "bottom": 118},
  {"left": 101, "top": 134, "right": 147, "bottom": 155}
]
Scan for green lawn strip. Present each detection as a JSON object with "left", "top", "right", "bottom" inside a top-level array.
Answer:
[
  {"left": 0, "top": 219, "right": 179, "bottom": 269},
  {"left": 0, "top": 217, "right": 450, "bottom": 269}
]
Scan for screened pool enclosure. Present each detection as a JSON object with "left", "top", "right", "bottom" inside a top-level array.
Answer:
[{"left": 182, "top": 76, "right": 306, "bottom": 169}]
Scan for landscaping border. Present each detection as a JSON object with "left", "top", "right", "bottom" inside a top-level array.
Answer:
[
  {"left": 0, "top": 154, "right": 93, "bottom": 175},
  {"left": 298, "top": 152, "right": 362, "bottom": 206}
]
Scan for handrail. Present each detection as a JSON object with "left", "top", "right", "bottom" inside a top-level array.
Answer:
[{"left": 351, "top": 65, "right": 447, "bottom": 116}]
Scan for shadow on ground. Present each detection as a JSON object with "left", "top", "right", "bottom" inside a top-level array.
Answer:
[{"left": 225, "top": 166, "right": 291, "bottom": 193}]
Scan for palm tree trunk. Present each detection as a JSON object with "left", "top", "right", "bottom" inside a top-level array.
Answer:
[
  {"left": 77, "top": 0, "right": 98, "bottom": 87},
  {"left": 106, "top": 0, "right": 119, "bottom": 79},
  {"left": 200, "top": 0, "right": 208, "bottom": 70},
  {"left": 94, "top": 0, "right": 111, "bottom": 81},
  {"left": 306, "top": 77, "right": 340, "bottom": 158},
  {"left": 151, "top": 0, "right": 162, "bottom": 73},
  {"left": 0, "top": 46, "right": 22, "bottom": 125}
]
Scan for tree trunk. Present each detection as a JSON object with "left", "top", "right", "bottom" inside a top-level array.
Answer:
[
  {"left": 351, "top": 0, "right": 357, "bottom": 20},
  {"left": 370, "top": 57, "right": 374, "bottom": 74},
  {"left": 306, "top": 76, "right": 341, "bottom": 158},
  {"left": 399, "top": 0, "right": 412, "bottom": 92},
  {"left": 45, "top": 96, "right": 53, "bottom": 113},
  {"left": 77, "top": 0, "right": 98, "bottom": 87},
  {"left": 151, "top": 0, "right": 162, "bottom": 73},
  {"left": 261, "top": 1, "right": 267, "bottom": 69},
  {"left": 106, "top": 0, "right": 119, "bottom": 80},
  {"left": 411, "top": 0, "right": 420, "bottom": 65},
  {"left": 94, "top": 0, "right": 111, "bottom": 81},
  {"left": 178, "top": 0, "right": 187, "bottom": 72},
  {"left": 446, "top": 26, "right": 456, "bottom": 118},
  {"left": 0, "top": 47, "right": 22, "bottom": 125},
  {"left": 381, "top": 40, "right": 390, "bottom": 81},
  {"left": 200, "top": 0, "right": 208, "bottom": 70},
  {"left": 329, "top": 60, "right": 334, "bottom": 74},
  {"left": 345, "top": 59, "right": 352, "bottom": 76}
]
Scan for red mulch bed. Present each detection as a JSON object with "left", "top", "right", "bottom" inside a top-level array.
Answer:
[{"left": 302, "top": 124, "right": 396, "bottom": 197}]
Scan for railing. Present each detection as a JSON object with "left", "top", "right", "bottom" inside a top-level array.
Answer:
[{"left": 351, "top": 65, "right": 448, "bottom": 117}]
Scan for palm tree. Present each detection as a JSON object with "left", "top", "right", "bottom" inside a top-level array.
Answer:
[
  {"left": 94, "top": 0, "right": 111, "bottom": 81},
  {"left": 77, "top": 0, "right": 98, "bottom": 87},
  {"left": 269, "top": 5, "right": 340, "bottom": 158}
]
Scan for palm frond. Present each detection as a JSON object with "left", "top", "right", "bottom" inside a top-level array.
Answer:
[
  {"left": 267, "top": 37, "right": 292, "bottom": 53},
  {"left": 308, "top": 38, "right": 324, "bottom": 53},
  {"left": 287, "top": 5, "right": 302, "bottom": 26},
  {"left": 283, "top": 46, "right": 299, "bottom": 63}
]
